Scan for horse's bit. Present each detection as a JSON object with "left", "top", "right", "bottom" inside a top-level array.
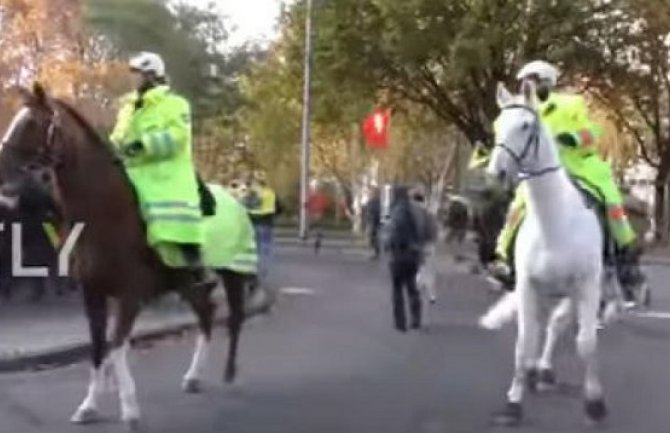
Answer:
[{"left": 495, "top": 104, "right": 561, "bottom": 179}]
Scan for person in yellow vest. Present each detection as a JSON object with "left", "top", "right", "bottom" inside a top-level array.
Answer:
[
  {"left": 244, "top": 172, "right": 283, "bottom": 285},
  {"left": 481, "top": 60, "right": 645, "bottom": 294}
]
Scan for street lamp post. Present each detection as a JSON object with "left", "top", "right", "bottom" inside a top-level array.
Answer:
[{"left": 299, "top": 0, "right": 313, "bottom": 239}]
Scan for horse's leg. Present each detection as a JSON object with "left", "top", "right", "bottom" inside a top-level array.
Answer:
[
  {"left": 181, "top": 283, "right": 217, "bottom": 393},
  {"left": 109, "top": 299, "right": 141, "bottom": 429},
  {"left": 71, "top": 290, "right": 108, "bottom": 424},
  {"left": 221, "top": 270, "right": 246, "bottom": 383},
  {"left": 494, "top": 283, "right": 538, "bottom": 426},
  {"left": 537, "top": 297, "right": 573, "bottom": 390},
  {"left": 576, "top": 281, "right": 607, "bottom": 423}
]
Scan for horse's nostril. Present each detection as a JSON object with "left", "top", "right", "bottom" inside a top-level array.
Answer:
[{"left": 497, "top": 170, "right": 507, "bottom": 181}]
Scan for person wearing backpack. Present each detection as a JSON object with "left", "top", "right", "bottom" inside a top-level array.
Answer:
[{"left": 385, "top": 185, "right": 431, "bottom": 332}]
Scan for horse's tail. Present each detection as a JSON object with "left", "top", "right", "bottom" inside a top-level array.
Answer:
[{"left": 478, "top": 291, "right": 517, "bottom": 330}]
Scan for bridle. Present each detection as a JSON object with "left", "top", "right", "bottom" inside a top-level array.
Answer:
[
  {"left": 495, "top": 104, "right": 561, "bottom": 179},
  {"left": 16, "top": 107, "right": 65, "bottom": 178}
]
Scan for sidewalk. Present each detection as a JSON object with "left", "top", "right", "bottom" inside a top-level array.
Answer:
[{"left": 0, "top": 287, "right": 271, "bottom": 372}]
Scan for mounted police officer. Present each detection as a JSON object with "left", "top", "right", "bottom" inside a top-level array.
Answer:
[
  {"left": 479, "top": 60, "right": 645, "bottom": 295},
  {"left": 110, "top": 51, "right": 216, "bottom": 290}
]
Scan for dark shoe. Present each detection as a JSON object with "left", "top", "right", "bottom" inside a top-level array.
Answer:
[{"left": 616, "top": 245, "right": 646, "bottom": 293}]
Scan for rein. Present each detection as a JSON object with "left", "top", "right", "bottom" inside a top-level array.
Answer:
[{"left": 496, "top": 104, "right": 561, "bottom": 180}]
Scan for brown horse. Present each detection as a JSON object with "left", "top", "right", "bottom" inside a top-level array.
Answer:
[{"left": 0, "top": 83, "right": 250, "bottom": 429}]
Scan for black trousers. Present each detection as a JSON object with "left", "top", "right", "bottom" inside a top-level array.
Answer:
[
  {"left": 369, "top": 224, "right": 381, "bottom": 256},
  {"left": 389, "top": 258, "right": 421, "bottom": 331}
]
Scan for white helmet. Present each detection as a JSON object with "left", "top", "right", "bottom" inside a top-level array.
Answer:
[
  {"left": 516, "top": 60, "right": 559, "bottom": 86},
  {"left": 129, "top": 51, "right": 166, "bottom": 77}
]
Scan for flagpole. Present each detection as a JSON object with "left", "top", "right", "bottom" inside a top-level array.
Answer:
[{"left": 299, "top": 0, "right": 313, "bottom": 239}]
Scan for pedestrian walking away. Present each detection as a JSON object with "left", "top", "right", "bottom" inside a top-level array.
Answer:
[
  {"left": 364, "top": 187, "right": 382, "bottom": 259},
  {"left": 385, "top": 185, "right": 434, "bottom": 332},
  {"left": 411, "top": 187, "right": 439, "bottom": 305}
]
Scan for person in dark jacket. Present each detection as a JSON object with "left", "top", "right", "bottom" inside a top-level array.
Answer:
[
  {"left": 364, "top": 187, "right": 382, "bottom": 259},
  {"left": 385, "top": 185, "right": 431, "bottom": 331}
]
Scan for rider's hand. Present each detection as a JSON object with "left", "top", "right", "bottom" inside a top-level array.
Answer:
[{"left": 556, "top": 132, "right": 578, "bottom": 147}]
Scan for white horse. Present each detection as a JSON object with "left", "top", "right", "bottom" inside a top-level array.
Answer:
[{"left": 485, "top": 81, "right": 608, "bottom": 426}]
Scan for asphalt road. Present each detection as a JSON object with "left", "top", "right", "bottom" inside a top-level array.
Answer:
[{"left": 2, "top": 246, "right": 670, "bottom": 433}]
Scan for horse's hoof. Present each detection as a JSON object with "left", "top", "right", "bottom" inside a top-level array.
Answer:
[
  {"left": 585, "top": 398, "right": 608, "bottom": 423},
  {"left": 124, "top": 417, "right": 141, "bottom": 432},
  {"left": 70, "top": 407, "right": 102, "bottom": 424},
  {"left": 492, "top": 402, "right": 523, "bottom": 427},
  {"left": 526, "top": 368, "right": 539, "bottom": 393},
  {"left": 182, "top": 378, "right": 202, "bottom": 394},
  {"left": 537, "top": 368, "right": 557, "bottom": 391}
]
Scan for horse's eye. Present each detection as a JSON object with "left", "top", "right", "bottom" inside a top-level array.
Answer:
[{"left": 521, "top": 122, "right": 529, "bottom": 131}]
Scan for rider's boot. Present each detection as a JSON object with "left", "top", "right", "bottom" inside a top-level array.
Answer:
[
  {"left": 487, "top": 256, "right": 515, "bottom": 292},
  {"left": 180, "top": 244, "right": 218, "bottom": 291},
  {"left": 486, "top": 221, "right": 517, "bottom": 292}
]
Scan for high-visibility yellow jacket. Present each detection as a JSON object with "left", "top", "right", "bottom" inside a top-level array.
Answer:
[{"left": 109, "top": 85, "right": 203, "bottom": 248}]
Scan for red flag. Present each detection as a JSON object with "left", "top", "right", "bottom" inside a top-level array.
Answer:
[{"left": 362, "top": 108, "right": 391, "bottom": 149}]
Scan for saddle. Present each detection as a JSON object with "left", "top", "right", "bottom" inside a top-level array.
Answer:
[
  {"left": 196, "top": 172, "right": 216, "bottom": 217},
  {"left": 567, "top": 177, "right": 617, "bottom": 267},
  {"left": 505, "top": 176, "right": 614, "bottom": 271}
]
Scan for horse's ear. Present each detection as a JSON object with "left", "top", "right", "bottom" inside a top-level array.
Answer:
[
  {"left": 521, "top": 79, "right": 537, "bottom": 109},
  {"left": 32, "top": 82, "right": 49, "bottom": 106},
  {"left": 496, "top": 82, "right": 513, "bottom": 108}
]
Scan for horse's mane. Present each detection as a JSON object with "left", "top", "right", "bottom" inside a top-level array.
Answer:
[
  {"left": 51, "top": 98, "right": 141, "bottom": 207},
  {"left": 52, "top": 99, "right": 117, "bottom": 160}
]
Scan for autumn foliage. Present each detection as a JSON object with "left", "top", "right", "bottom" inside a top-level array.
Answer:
[{"left": 0, "top": 0, "right": 128, "bottom": 129}]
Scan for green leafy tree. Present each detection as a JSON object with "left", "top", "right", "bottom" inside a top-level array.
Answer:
[
  {"left": 282, "top": 0, "right": 604, "bottom": 147},
  {"left": 577, "top": 0, "right": 670, "bottom": 238}
]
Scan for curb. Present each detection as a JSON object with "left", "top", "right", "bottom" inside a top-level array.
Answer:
[{"left": 0, "top": 298, "right": 274, "bottom": 373}]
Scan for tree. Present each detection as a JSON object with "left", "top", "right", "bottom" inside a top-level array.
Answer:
[
  {"left": 282, "top": 0, "right": 603, "bottom": 148},
  {"left": 578, "top": 0, "right": 670, "bottom": 238},
  {"left": 0, "top": 0, "right": 125, "bottom": 128},
  {"left": 84, "top": 0, "right": 249, "bottom": 120}
]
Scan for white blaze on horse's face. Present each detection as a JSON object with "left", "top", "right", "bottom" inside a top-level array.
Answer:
[
  {"left": 486, "top": 82, "right": 538, "bottom": 186},
  {"left": 0, "top": 107, "right": 31, "bottom": 150}
]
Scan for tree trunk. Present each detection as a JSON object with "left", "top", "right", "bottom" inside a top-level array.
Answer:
[{"left": 654, "top": 166, "right": 670, "bottom": 243}]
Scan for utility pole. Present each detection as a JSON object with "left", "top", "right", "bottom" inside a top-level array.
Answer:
[{"left": 299, "top": 0, "right": 313, "bottom": 239}]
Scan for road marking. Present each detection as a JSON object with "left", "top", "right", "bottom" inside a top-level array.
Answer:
[
  {"left": 630, "top": 310, "right": 670, "bottom": 320},
  {"left": 279, "top": 287, "right": 318, "bottom": 296}
]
